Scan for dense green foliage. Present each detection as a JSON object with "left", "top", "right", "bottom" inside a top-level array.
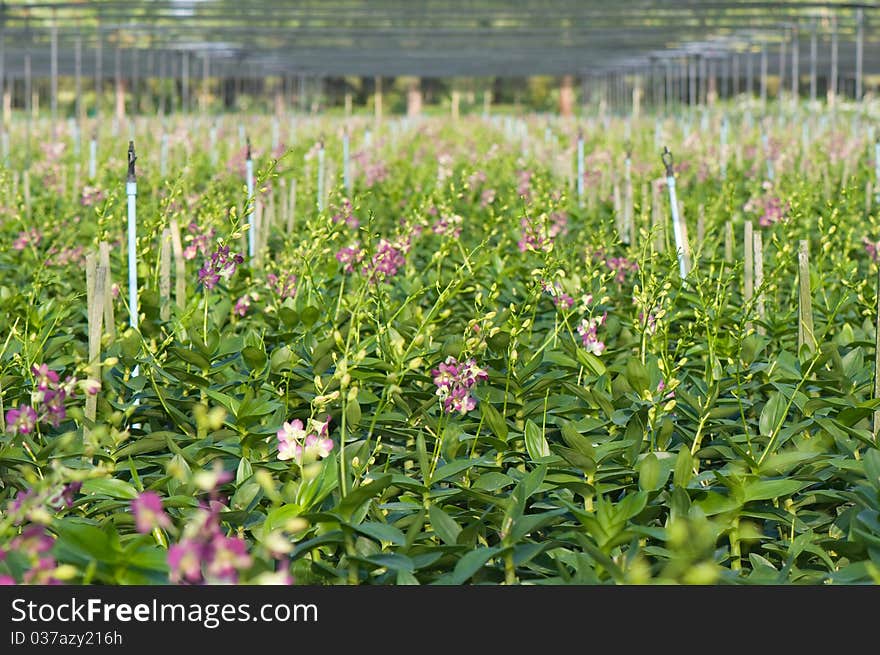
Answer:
[{"left": 2, "top": 106, "right": 880, "bottom": 585}]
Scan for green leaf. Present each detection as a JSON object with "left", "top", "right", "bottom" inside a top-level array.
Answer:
[
  {"left": 242, "top": 346, "right": 267, "bottom": 370},
  {"left": 52, "top": 520, "right": 119, "bottom": 564},
  {"left": 301, "top": 306, "right": 321, "bottom": 327},
  {"left": 472, "top": 472, "right": 515, "bottom": 491},
  {"left": 351, "top": 521, "right": 407, "bottom": 546},
  {"left": 551, "top": 445, "right": 596, "bottom": 474},
  {"left": 481, "top": 401, "right": 508, "bottom": 441},
  {"left": 169, "top": 346, "right": 211, "bottom": 370},
  {"left": 236, "top": 457, "right": 253, "bottom": 486},
  {"left": 263, "top": 504, "right": 301, "bottom": 534},
  {"left": 759, "top": 392, "right": 788, "bottom": 438},
  {"left": 742, "top": 478, "right": 808, "bottom": 502},
  {"left": 345, "top": 397, "right": 362, "bottom": 427},
  {"left": 625, "top": 359, "right": 651, "bottom": 394},
  {"left": 428, "top": 504, "right": 462, "bottom": 546},
  {"left": 561, "top": 422, "right": 596, "bottom": 459},
  {"left": 575, "top": 349, "right": 606, "bottom": 376},
  {"left": 337, "top": 475, "right": 392, "bottom": 520},
  {"left": 524, "top": 419, "right": 550, "bottom": 461},
  {"left": 864, "top": 449, "right": 880, "bottom": 491},
  {"left": 638, "top": 453, "right": 662, "bottom": 491},
  {"left": 432, "top": 458, "right": 482, "bottom": 484},
  {"left": 673, "top": 447, "right": 693, "bottom": 488},
  {"left": 81, "top": 478, "right": 139, "bottom": 500},
  {"left": 435, "top": 546, "right": 501, "bottom": 585}
]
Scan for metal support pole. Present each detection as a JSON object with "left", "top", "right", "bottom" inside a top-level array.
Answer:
[
  {"left": 791, "top": 26, "right": 799, "bottom": 99},
  {"left": 810, "top": 22, "right": 817, "bottom": 102},
  {"left": 126, "top": 141, "right": 138, "bottom": 331},
  {"left": 50, "top": 22, "right": 58, "bottom": 126},
  {"left": 746, "top": 49, "right": 754, "bottom": 97},
  {"left": 662, "top": 147, "right": 690, "bottom": 279},
  {"left": 778, "top": 35, "right": 786, "bottom": 100},
  {"left": 830, "top": 14, "right": 838, "bottom": 103},
  {"left": 94, "top": 30, "right": 102, "bottom": 117},
  {"left": 732, "top": 53, "right": 740, "bottom": 96},
  {"left": 74, "top": 36, "right": 82, "bottom": 123},
  {"left": 181, "top": 51, "right": 189, "bottom": 112},
  {"left": 760, "top": 46, "right": 768, "bottom": 105},
  {"left": 689, "top": 55, "right": 697, "bottom": 107},
  {"left": 856, "top": 8, "right": 864, "bottom": 101}
]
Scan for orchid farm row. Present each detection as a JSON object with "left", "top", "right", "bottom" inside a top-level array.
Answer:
[{"left": 2, "top": 101, "right": 880, "bottom": 585}]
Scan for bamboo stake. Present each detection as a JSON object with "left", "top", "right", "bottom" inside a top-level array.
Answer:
[
  {"left": 753, "top": 230, "right": 765, "bottom": 335},
  {"left": 613, "top": 180, "right": 623, "bottom": 240},
  {"left": 268, "top": 185, "right": 276, "bottom": 232},
  {"left": 798, "top": 240, "right": 816, "bottom": 355},
  {"left": 744, "top": 221, "right": 754, "bottom": 306},
  {"left": 169, "top": 218, "right": 186, "bottom": 309},
  {"left": 287, "top": 178, "right": 297, "bottom": 234},
  {"left": 874, "top": 260, "right": 880, "bottom": 439},
  {"left": 724, "top": 220, "right": 734, "bottom": 262},
  {"left": 85, "top": 252, "right": 106, "bottom": 428},
  {"left": 160, "top": 229, "right": 171, "bottom": 321},
  {"left": 254, "top": 198, "right": 264, "bottom": 269},
  {"left": 696, "top": 203, "right": 705, "bottom": 247},
  {"left": 23, "top": 170, "right": 30, "bottom": 218},
  {"left": 99, "top": 242, "right": 115, "bottom": 341},
  {"left": 651, "top": 178, "right": 664, "bottom": 252},
  {"left": 867, "top": 180, "right": 873, "bottom": 217},
  {"left": 623, "top": 156, "right": 633, "bottom": 246},
  {"left": 279, "top": 178, "right": 288, "bottom": 228}
]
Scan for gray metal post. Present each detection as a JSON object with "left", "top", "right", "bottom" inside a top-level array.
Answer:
[
  {"left": 746, "top": 49, "right": 754, "bottom": 96},
  {"left": 50, "top": 22, "right": 58, "bottom": 125},
  {"left": 689, "top": 56, "right": 696, "bottom": 107},
  {"left": 201, "top": 52, "right": 209, "bottom": 113},
  {"left": 24, "top": 51, "right": 31, "bottom": 117},
  {"left": 699, "top": 55, "right": 707, "bottom": 104},
  {"left": 760, "top": 46, "right": 767, "bottom": 104},
  {"left": 75, "top": 36, "right": 82, "bottom": 122},
  {"left": 95, "top": 29, "right": 102, "bottom": 117},
  {"left": 665, "top": 60, "right": 672, "bottom": 112},
  {"left": 830, "top": 13, "right": 838, "bottom": 102},
  {"left": 732, "top": 52, "right": 740, "bottom": 96},
  {"left": 159, "top": 50, "right": 167, "bottom": 115},
  {"left": 778, "top": 35, "right": 786, "bottom": 100},
  {"left": 810, "top": 21, "right": 817, "bottom": 102},
  {"left": 131, "top": 47, "right": 139, "bottom": 115},
  {"left": 791, "top": 26, "right": 799, "bottom": 98},
  {"left": 182, "top": 51, "right": 189, "bottom": 112},
  {"left": 856, "top": 8, "right": 864, "bottom": 100}
]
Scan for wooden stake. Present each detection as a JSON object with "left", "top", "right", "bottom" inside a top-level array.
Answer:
[
  {"left": 160, "top": 229, "right": 171, "bottom": 321},
  {"left": 99, "top": 242, "right": 116, "bottom": 341},
  {"left": 23, "top": 170, "right": 30, "bottom": 218},
  {"left": 169, "top": 218, "right": 186, "bottom": 309},
  {"left": 254, "top": 198, "right": 264, "bottom": 269},
  {"left": 724, "top": 220, "right": 734, "bottom": 262},
  {"left": 623, "top": 162, "right": 634, "bottom": 246},
  {"left": 874, "top": 260, "right": 880, "bottom": 439},
  {"left": 744, "top": 221, "right": 754, "bottom": 305},
  {"left": 651, "top": 179, "right": 664, "bottom": 252},
  {"left": 696, "top": 204, "right": 705, "bottom": 247},
  {"left": 287, "top": 178, "right": 297, "bottom": 234},
  {"left": 85, "top": 252, "right": 106, "bottom": 428},
  {"left": 798, "top": 240, "right": 816, "bottom": 354},
  {"left": 613, "top": 181, "right": 623, "bottom": 240},
  {"left": 753, "top": 230, "right": 765, "bottom": 335}
]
